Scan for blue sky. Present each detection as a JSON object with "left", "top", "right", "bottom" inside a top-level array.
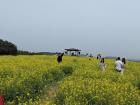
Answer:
[{"left": 0, "top": 0, "right": 140, "bottom": 58}]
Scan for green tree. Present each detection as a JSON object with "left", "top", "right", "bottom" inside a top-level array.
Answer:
[{"left": 0, "top": 39, "right": 17, "bottom": 55}]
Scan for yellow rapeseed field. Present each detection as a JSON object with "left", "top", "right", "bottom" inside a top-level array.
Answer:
[{"left": 0, "top": 55, "right": 140, "bottom": 105}]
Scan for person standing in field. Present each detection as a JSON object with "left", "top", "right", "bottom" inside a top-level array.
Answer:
[
  {"left": 97, "top": 54, "right": 101, "bottom": 60},
  {"left": 115, "top": 57, "right": 124, "bottom": 73},
  {"left": 99, "top": 58, "right": 106, "bottom": 71},
  {"left": 122, "top": 58, "right": 126, "bottom": 69},
  {"left": 122, "top": 58, "right": 126, "bottom": 64},
  {"left": 57, "top": 53, "right": 64, "bottom": 64}
]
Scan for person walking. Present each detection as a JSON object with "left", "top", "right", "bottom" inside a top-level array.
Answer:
[
  {"left": 99, "top": 58, "right": 106, "bottom": 71},
  {"left": 57, "top": 53, "right": 64, "bottom": 63},
  {"left": 122, "top": 58, "right": 126, "bottom": 69},
  {"left": 122, "top": 58, "right": 126, "bottom": 64},
  {"left": 97, "top": 54, "right": 101, "bottom": 60},
  {"left": 115, "top": 57, "right": 124, "bottom": 74}
]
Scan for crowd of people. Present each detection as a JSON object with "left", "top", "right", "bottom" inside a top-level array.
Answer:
[
  {"left": 57, "top": 53, "right": 126, "bottom": 74},
  {"left": 99, "top": 57, "right": 126, "bottom": 74}
]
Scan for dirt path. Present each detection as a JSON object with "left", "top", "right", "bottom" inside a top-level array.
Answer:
[{"left": 40, "top": 83, "right": 59, "bottom": 105}]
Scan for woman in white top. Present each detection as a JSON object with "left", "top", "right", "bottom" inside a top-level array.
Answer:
[
  {"left": 99, "top": 58, "right": 106, "bottom": 71},
  {"left": 115, "top": 57, "right": 124, "bottom": 73}
]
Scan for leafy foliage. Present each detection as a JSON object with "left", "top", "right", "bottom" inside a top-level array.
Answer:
[{"left": 0, "top": 39, "right": 17, "bottom": 55}]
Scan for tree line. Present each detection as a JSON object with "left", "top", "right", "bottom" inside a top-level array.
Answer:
[{"left": 0, "top": 39, "right": 58, "bottom": 55}]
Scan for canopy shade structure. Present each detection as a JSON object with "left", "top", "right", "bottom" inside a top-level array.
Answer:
[
  {"left": 65, "top": 48, "right": 81, "bottom": 51},
  {"left": 64, "top": 48, "right": 81, "bottom": 56}
]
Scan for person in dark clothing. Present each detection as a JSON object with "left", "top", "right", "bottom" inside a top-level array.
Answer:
[
  {"left": 57, "top": 53, "right": 64, "bottom": 63},
  {"left": 97, "top": 54, "right": 101, "bottom": 60},
  {"left": 122, "top": 58, "right": 126, "bottom": 64}
]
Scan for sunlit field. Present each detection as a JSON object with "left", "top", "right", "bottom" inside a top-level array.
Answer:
[{"left": 0, "top": 55, "right": 140, "bottom": 105}]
